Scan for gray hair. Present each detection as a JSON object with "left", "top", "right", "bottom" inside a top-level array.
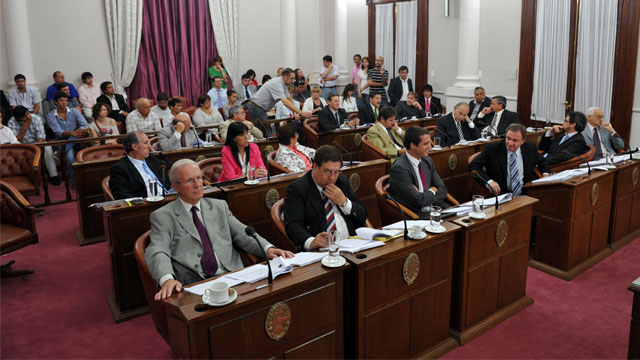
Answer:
[
  {"left": 474, "top": 86, "right": 485, "bottom": 92},
  {"left": 169, "top": 159, "right": 198, "bottom": 184},
  {"left": 586, "top": 107, "right": 601, "bottom": 116},
  {"left": 229, "top": 104, "right": 244, "bottom": 117},
  {"left": 454, "top": 101, "right": 469, "bottom": 110},
  {"left": 136, "top": 98, "right": 150, "bottom": 109}
]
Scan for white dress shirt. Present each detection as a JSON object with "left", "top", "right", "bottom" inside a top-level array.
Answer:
[
  {"left": 303, "top": 179, "right": 353, "bottom": 251},
  {"left": 400, "top": 79, "right": 409, "bottom": 101},
  {"left": 406, "top": 152, "right": 437, "bottom": 195}
]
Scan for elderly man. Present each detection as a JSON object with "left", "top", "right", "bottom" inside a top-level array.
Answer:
[
  {"left": 582, "top": 107, "right": 624, "bottom": 159},
  {"left": 158, "top": 113, "right": 200, "bottom": 151},
  {"left": 388, "top": 65, "right": 413, "bottom": 107},
  {"left": 318, "top": 94, "right": 358, "bottom": 132},
  {"left": 219, "top": 104, "right": 263, "bottom": 142},
  {"left": 96, "top": 81, "right": 129, "bottom": 123},
  {"left": 368, "top": 56, "right": 389, "bottom": 107},
  {"left": 207, "top": 77, "right": 228, "bottom": 109},
  {"left": 146, "top": 159, "right": 294, "bottom": 299},
  {"left": 436, "top": 102, "right": 481, "bottom": 146},
  {"left": 538, "top": 111, "right": 590, "bottom": 166},
  {"left": 8, "top": 74, "right": 41, "bottom": 115},
  {"left": 126, "top": 98, "right": 162, "bottom": 133},
  {"left": 45, "top": 71, "right": 79, "bottom": 102},
  {"left": 396, "top": 91, "right": 426, "bottom": 120},
  {"left": 468, "top": 86, "right": 491, "bottom": 120},
  {"left": 77, "top": 72, "right": 102, "bottom": 119},
  {"left": 474, "top": 95, "right": 520, "bottom": 136},
  {"left": 365, "top": 106, "right": 405, "bottom": 163}
]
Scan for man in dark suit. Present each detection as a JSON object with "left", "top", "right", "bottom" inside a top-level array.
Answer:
[
  {"left": 236, "top": 73, "right": 257, "bottom": 103},
  {"left": 388, "top": 66, "right": 413, "bottom": 107},
  {"left": 474, "top": 95, "right": 520, "bottom": 136},
  {"left": 468, "top": 123, "right": 550, "bottom": 196},
  {"left": 357, "top": 93, "right": 381, "bottom": 125},
  {"left": 396, "top": 92, "right": 426, "bottom": 119},
  {"left": 318, "top": 94, "right": 358, "bottom": 132},
  {"left": 284, "top": 145, "right": 368, "bottom": 251},
  {"left": 96, "top": 81, "right": 129, "bottom": 123},
  {"left": 109, "top": 131, "right": 171, "bottom": 200},
  {"left": 468, "top": 86, "right": 491, "bottom": 120},
  {"left": 418, "top": 84, "right": 443, "bottom": 115},
  {"left": 538, "top": 111, "right": 590, "bottom": 166},
  {"left": 389, "top": 126, "right": 448, "bottom": 218},
  {"left": 436, "top": 102, "right": 481, "bottom": 146}
]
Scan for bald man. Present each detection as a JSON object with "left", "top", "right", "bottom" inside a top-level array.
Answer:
[{"left": 126, "top": 98, "right": 162, "bottom": 133}]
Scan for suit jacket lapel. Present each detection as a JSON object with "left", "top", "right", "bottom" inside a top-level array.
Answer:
[
  {"left": 499, "top": 142, "right": 509, "bottom": 185},
  {"left": 306, "top": 173, "right": 325, "bottom": 224},
  {"left": 173, "top": 201, "right": 201, "bottom": 242},
  {"left": 124, "top": 157, "right": 147, "bottom": 189}
]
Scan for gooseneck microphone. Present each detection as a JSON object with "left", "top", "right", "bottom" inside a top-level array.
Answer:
[
  {"left": 263, "top": 150, "right": 271, "bottom": 181},
  {"left": 160, "top": 164, "right": 167, "bottom": 196},
  {"left": 471, "top": 170, "right": 499, "bottom": 210},
  {"left": 333, "top": 141, "right": 353, "bottom": 166},
  {"left": 384, "top": 194, "right": 410, "bottom": 240},
  {"left": 245, "top": 226, "right": 273, "bottom": 285},
  {"left": 562, "top": 149, "right": 591, "bottom": 176},
  {"left": 434, "top": 128, "right": 452, "bottom": 148},
  {"left": 618, "top": 147, "right": 638, "bottom": 161},
  {"left": 191, "top": 126, "right": 200, "bottom": 149},
  {"left": 532, "top": 113, "right": 539, "bottom": 132}
]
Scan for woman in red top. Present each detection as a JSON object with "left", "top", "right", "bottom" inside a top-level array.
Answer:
[{"left": 217, "top": 121, "right": 267, "bottom": 182}]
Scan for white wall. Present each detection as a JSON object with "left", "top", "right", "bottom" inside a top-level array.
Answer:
[
  {"left": 630, "top": 33, "right": 640, "bottom": 148},
  {"left": 428, "top": 0, "right": 460, "bottom": 95},
  {"left": 0, "top": 2, "right": 9, "bottom": 88}
]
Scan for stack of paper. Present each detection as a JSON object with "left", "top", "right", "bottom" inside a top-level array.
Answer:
[
  {"left": 337, "top": 238, "right": 385, "bottom": 253},
  {"left": 287, "top": 252, "right": 327, "bottom": 267},
  {"left": 442, "top": 193, "right": 513, "bottom": 215},
  {"left": 225, "top": 257, "right": 293, "bottom": 283},
  {"left": 531, "top": 168, "right": 589, "bottom": 184},
  {"left": 382, "top": 220, "right": 431, "bottom": 231},
  {"left": 579, "top": 154, "right": 634, "bottom": 168},
  {"left": 355, "top": 228, "right": 403, "bottom": 241}
]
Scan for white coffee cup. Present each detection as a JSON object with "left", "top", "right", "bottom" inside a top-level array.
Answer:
[
  {"left": 204, "top": 282, "right": 229, "bottom": 303},
  {"left": 408, "top": 225, "right": 422, "bottom": 238}
]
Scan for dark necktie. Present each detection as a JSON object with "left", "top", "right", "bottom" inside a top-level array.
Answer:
[
  {"left": 593, "top": 128, "right": 603, "bottom": 159},
  {"left": 180, "top": 132, "right": 186, "bottom": 147},
  {"left": 386, "top": 128, "right": 402, "bottom": 147},
  {"left": 191, "top": 206, "right": 218, "bottom": 277},
  {"left": 417, "top": 162, "right": 428, "bottom": 191},
  {"left": 374, "top": 107, "right": 379, "bottom": 121},
  {"left": 334, "top": 111, "right": 340, "bottom": 126},
  {"left": 245, "top": 86, "right": 250, "bottom": 99}
]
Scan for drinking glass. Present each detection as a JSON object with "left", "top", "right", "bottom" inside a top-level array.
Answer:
[
  {"left": 434, "top": 137, "right": 442, "bottom": 149},
  {"left": 148, "top": 179, "right": 158, "bottom": 197},
  {"left": 472, "top": 195, "right": 484, "bottom": 215},
  {"left": 327, "top": 230, "right": 340, "bottom": 265},
  {"left": 247, "top": 166, "right": 255, "bottom": 182},
  {"left": 430, "top": 206, "right": 442, "bottom": 228},
  {"left": 343, "top": 119, "right": 350, "bottom": 129},
  {"left": 205, "top": 132, "right": 213, "bottom": 143}
]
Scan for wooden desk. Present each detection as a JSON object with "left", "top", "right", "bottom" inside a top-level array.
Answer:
[
  {"left": 526, "top": 171, "right": 615, "bottom": 280},
  {"left": 628, "top": 276, "right": 640, "bottom": 360},
  {"left": 449, "top": 196, "right": 537, "bottom": 344},
  {"left": 163, "top": 263, "right": 346, "bottom": 359},
  {"left": 429, "top": 144, "right": 477, "bottom": 202},
  {"left": 396, "top": 116, "right": 437, "bottom": 130},
  {"left": 608, "top": 160, "right": 640, "bottom": 250},
  {"left": 342, "top": 223, "right": 461, "bottom": 359}
]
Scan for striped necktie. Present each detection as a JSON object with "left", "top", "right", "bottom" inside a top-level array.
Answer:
[
  {"left": 323, "top": 192, "right": 337, "bottom": 233},
  {"left": 191, "top": 206, "right": 218, "bottom": 277},
  {"left": 593, "top": 128, "right": 603, "bottom": 159},
  {"left": 455, "top": 121, "right": 465, "bottom": 142},
  {"left": 509, "top": 152, "right": 522, "bottom": 197}
]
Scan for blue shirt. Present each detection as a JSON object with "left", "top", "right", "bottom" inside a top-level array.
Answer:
[
  {"left": 46, "top": 82, "right": 79, "bottom": 101},
  {"left": 207, "top": 88, "right": 228, "bottom": 108},
  {"left": 47, "top": 107, "right": 89, "bottom": 139}
]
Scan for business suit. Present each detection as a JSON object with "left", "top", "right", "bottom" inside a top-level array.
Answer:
[
  {"left": 475, "top": 109, "right": 521, "bottom": 136},
  {"left": 468, "top": 97, "right": 492, "bottom": 119},
  {"left": 357, "top": 102, "right": 378, "bottom": 125},
  {"left": 389, "top": 154, "right": 448, "bottom": 217},
  {"left": 395, "top": 101, "right": 426, "bottom": 120},
  {"left": 418, "top": 96, "right": 443, "bottom": 115},
  {"left": 158, "top": 125, "right": 201, "bottom": 151},
  {"left": 366, "top": 123, "right": 404, "bottom": 163},
  {"left": 96, "top": 93, "right": 129, "bottom": 122},
  {"left": 317, "top": 106, "right": 350, "bottom": 132},
  {"left": 581, "top": 126, "right": 624, "bottom": 157},
  {"left": 237, "top": 84, "right": 258, "bottom": 103},
  {"left": 109, "top": 154, "right": 171, "bottom": 200},
  {"left": 145, "top": 198, "right": 272, "bottom": 285},
  {"left": 284, "top": 171, "right": 367, "bottom": 251},
  {"left": 436, "top": 113, "right": 481, "bottom": 146},
  {"left": 388, "top": 77, "right": 413, "bottom": 106},
  {"left": 538, "top": 132, "right": 590, "bottom": 166},
  {"left": 468, "top": 141, "right": 550, "bottom": 194}
]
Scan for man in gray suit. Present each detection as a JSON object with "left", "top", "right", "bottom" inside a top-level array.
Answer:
[
  {"left": 582, "top": 106, "right": 624, "bottom": 159},
  {"left": 237, "top": 73, "right": 257, "bottom": 103},
  {"left": 146, "top": 159, "right": 293, "bottom": 300},
  {"left": 157, "top": 113, "right": 201, "bottom": 151}
]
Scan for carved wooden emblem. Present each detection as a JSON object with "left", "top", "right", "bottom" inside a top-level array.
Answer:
[
  {"left": 448, "top": 154, "right": 458, "bottom": 170},
  {"left": 265, "top": 145, "right": 275, "bottom": 153},
  {"left": 495, "top": 220, "right": 508, "bottom": 248},
  {"left": 265, "top": 302, "right": 291, "bottom": 341},
  {"left": 633, "top": 167, "right": 639, "bottom": 187},
  {"left": 591, "top": 182, "right": 599, "bottom": 206},
  {"left": 354, "top": 133, "right": 362, "bottom": 146},
  {"left": 349, "top": 173, "right": 361, "bottom": 192},
  {"left": 264, "top": 189, "right": 280, "bottom": 210},
  {"left": 402, "top": 252, "right": 420, "bottom": 285},
  {"left": 195, "top": 155, "right": 206, "bottom": 162}
]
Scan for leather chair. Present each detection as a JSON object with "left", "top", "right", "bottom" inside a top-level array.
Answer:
[
  {"left": 197, "top": 157, "right": 223, "bottom": 184},
  {"left": 1, "top": 181, "right": 39, "bottom": 278},
  {"left": 425, "top": 125, "right": 437, "bottom": 142},
  {"left": 0, "top": 144, "right": 41, "bottom": 197},
  {"left": 549, "top": 145, "right": 596, "bottom": 173},
  {"left": 267, "top": 151, "right": 291, "bottom": 175},
  {"left": 440, "top": 105, "right": 447, "bottom": 116},
  {"left": 174, "top": 96, "right": 197, "bottom": 117},
  {"left": 102, "top": 176, "right": 114, "bottom": 201},
  {"left": 76, "top": 143, "right": 125, "bottom": 162},
  {"left": 361, "top": 134, "right": 390, "bottom": 162},
  {"left": 302, "top": 118, "right": 320, "bottom": 149}
]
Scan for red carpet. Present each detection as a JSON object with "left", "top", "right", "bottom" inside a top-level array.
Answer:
[{"left": 1, "top": 184, "right": 638, "bottom": 358}]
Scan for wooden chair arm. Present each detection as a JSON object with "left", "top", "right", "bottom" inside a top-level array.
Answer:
[{"left": 446, "top": 193, "right": 460, "bottom": 206}]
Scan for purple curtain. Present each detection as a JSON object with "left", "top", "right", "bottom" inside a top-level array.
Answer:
[{"left": 126, "top": 0, "right": 217, "bottom": 106}]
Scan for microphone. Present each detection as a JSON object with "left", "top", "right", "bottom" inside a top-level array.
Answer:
[
  {"left": 434, "top": 128, "right": 452, "bottom": 148},
  {"left": 618, "top": 147, "right": 638, "bottom": 161},
  {"left": 333, "top": 141, "right": 353, "bottom": 166},
  {"left": 160, "top": 164, "right": 167, "bottom": 196},
  {"left": 191, "top": 126, "right": 200, "bottom": 148},
  {"left": 471, "top": 170, "right": 499, "bottom": 210},
  {"left": 384, "top": 194, "right": 410, "bottom": 240},
  {"left": 263, "top": 150, "right": 271, "bottom": 181},
  {"left": 532, "top": 113, "right": 539, "bottom": 132},
  {"left": 245, "top": 226, "right": 273, "bottom": 285},
  {"left": 562, "top": 149, "right": 591, "bottom": 176}
]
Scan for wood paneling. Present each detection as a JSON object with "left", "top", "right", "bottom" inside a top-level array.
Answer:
[
  {"left": 608, "top": 160, "right": 640, "bottom": 249},
  {"left": 516, "top": 0, "right": 537, "bottom": 126}
]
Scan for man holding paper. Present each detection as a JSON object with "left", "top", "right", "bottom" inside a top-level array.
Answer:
[{"left": 145, "top": 159, "right": 293, "bottom": 300}]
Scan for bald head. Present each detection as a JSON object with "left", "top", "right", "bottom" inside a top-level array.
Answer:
[{"left": 136, "top": 98, "right": 151, "bottom": 117}]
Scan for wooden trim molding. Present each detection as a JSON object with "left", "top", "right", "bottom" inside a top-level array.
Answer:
[{"left": 516, "top": 0, "right": 537, "bottom": 126}]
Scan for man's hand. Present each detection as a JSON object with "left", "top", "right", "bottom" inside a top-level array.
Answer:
[
  {"left": 324, "top": 184, "right": 347, "bottom": 206},
  {"left": 429, "top": 186, "right": 438, "bottom": 193},
  {"left": 242, "top": 120, "right": 253, "bottom": 130},
  {"left": 121, "top": 111, "right": 129, "bottom": 117},
  {"left": 175, "top": 121, "right": 186, "bottom": 133},
  {"left": 72, "top": 129, "right": 87, "bottom": 138},
  {"left": 310, "top": 232, "right": 328, "bottom": 250},
  {"left": 481, "top": 107, "right": 492, "bottom": 115},
  {"left": 489, "top": 182, "right": 501, "bottom": 195},
  {"left": 463, "top": 115, "right": 472, "bottom": 124},
  {"left": 255, "top": 167, "right": 268, "bottom": 178},
  {"left": 602, "top": 122, "right": 615, "bottom": 133},
  {"left": 413, "top": 102, "right": 422, "bottom": 110},
  {"left": 155, "top": 279, "right": 183, "bottom": 301},
  {"left": 267, "top": 247, "right": 295, "bottom": 259},
  {"left": 300, "top": 111, "right": 312, "bottom": 119},
  {"left": 551, "top": 125, "right": 563, "bottom": 134}
]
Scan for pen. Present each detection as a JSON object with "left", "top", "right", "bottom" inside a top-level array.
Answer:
[
  {"left": 126, "top": 200, "right": 132, "bottom": 207},
  {"left": 240, "top": 283, "right": 269, "bottom": 296}
]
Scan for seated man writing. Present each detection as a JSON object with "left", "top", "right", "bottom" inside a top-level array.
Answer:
[
  {"left": 146, "top": 159, "right": 294, "bottom": 300},
  {"left": 365, "top": 106, "right": 405, "bottom": 163},
  {"left": 436, "top": 102, "right": 481, "bottom": 146}
]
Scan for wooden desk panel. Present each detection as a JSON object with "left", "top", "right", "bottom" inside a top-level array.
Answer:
[
  {"left": 609, "top": 160, "right": 640, "bottom": 250},
  {"left": 430, "top": 145, "right": 476, "bottom": 202}
]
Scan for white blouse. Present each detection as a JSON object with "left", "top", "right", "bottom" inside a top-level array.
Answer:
[{"left": 340, "top": 96, "right": 358, "bottom": 112}]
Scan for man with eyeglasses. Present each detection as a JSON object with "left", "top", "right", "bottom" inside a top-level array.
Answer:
[
  {"left": 284, "top": 145, "right": 368, "bottom": 251},
  {"left": 109, "top": 131, "right": 171, "bottom": 200},
  {"left": 146, "top": 159, "right": 294, "bottom": 300},
  {"left": 581, "top": 107, "right": 624, "bottom": 160},
  {"left": 538, "top": 111, "right": 590, "bottom": 166}
]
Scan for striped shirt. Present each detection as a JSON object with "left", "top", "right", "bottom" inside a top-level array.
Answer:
[{"left": 367, "top": 68, "right": 389, "bottom": 100}]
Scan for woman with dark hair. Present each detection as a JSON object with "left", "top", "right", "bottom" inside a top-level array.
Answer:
[
  {"left": 258, "top": 74, "right": 272, "bottom": 91},
  {"left": 217, "top": 121, "right": 267, "bottom": 182},
  {"left": 274, "top": 123, "right": 315, "bottom": 172},
  {"left": 340, "top": 84, "right": 358, "bottom": 112},
  {"left": 208, "top": 56, "right": 230, "bottom": 88},
  {"left": 192, "top": 93, "right": 224, "bottom": 127},
  {"left": 357, "top": 56, "right": 371, "bottom": 108},
  {"left": 246, "top": 69, "right": 258, "bottom": 86},
  {"left": 89, "top": 102, "right": 119, "bottom": 143},
  {"left": 295, "top": 68, "right": 310, "bottom": 91}
]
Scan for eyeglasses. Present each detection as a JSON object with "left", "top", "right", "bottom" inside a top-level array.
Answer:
[
  {"left": 177, "top": 175, "right": 204, "bottom": 185},
  {"left": 321, "top": 168, "right": 341, "bottom": 177}
]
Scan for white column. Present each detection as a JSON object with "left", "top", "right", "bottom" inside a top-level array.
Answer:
[
  {"left": 446, "top": 0, "right": 481, "bottom": 105},
  {"left": 334, "top": 0, "right": 349, "bottom": 86},
  {"left": 281, "top": 0, "right": 297, "bottom": 69},
  {"left": 2, "top": 0, "right": 37, "bottom": 86}
]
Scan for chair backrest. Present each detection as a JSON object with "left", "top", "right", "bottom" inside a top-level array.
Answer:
[
  {"left": 303, "top": 119, "right": 319, "bottom": 149},
  {"left": 174, "top": 96, "right": 197, "bottom": 117},
  {"left": 76, "top": 143, "right": 125, "bottom": 162},
  {"left": 0, "top": 144, "right": 41, "bottom": 178},
  {"left": 133, "top": 231, "right": 168, "bottom": 341},
  {"left": 425, "top": 125, "right": 437, "bottom": 142},
  {"left": 267, "top": 151, "right": 291, "bottom": 175},
  {"left": 270, "top": 199, "right": 297, "bottom": 252},
  {"left": 549, "top": 145, "right": 596, "bottom": 173},
  {"left": 440, "top": 104, "right": 447, "bottom": 115},
  {"left": 0, "top": 180, "right": 38, "bottom": 255},
  {"left": 101, "top": 176, "right": 114, "bottom": 201},
  {"left": 197, "top": 157, "right": 223, "bottom": 184},
  {"left": 468, "top": 152, "right": 492, "bottom": 198},
  {"left": 361, "top": 134, "right": 390, "bottom": 162},
  {"left": 374, "top": 175, "right": 419, "bottom": 227}
]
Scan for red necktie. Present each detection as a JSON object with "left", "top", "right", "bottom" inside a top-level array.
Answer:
[
  {"left": 418, "top": 162, "right": 428, "bottom": 191},
  {"left": 191, "top": 206, "right": 218, "bottom": 276},
  {"left": 426, "top": 98, "right": 430, "bottom": 111},
  {"left": 180, "top": 133, "right": 186, "bottom": 147}
]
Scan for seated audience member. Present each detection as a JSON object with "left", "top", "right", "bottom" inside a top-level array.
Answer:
[
  {"left": 208, "top": 56, "right": 230, "bottom": 88},
  {"left": 293, "top": 79, "right": 310, "bottom": 103},
  {"left": 168, "top": 97, "right": 189, "bottom": 123},
  {"left": 474, "top": 95, "right": 520, "bottom": 136},
  {"left": 8, "top": 74, "right": 41, "bottom": 115},
  {"left": 275, "top": 123, "right": 316, "bottom": 172},
  {"left": 277, "top": 67, "right": 284, "bottom": 77},
  {"left": 45, "top": 71, "right": 79, "bottom": 102},
  {"left": 237, "top": 73, "right": 257, "bottom": 103},
  {"left": 388, "top": 65, "right": 413, "bottom": 107},
  {"left": 246, "top": 69, "right": 259, "bottom": 86},
  {"left": 96, "top": 81, "right": 129, "bottom": 123},
  {"left": 7, "top": 106, "right": 59, "bottom": 184},
  {"left": 109, "top": 131, "right": 171, "bottom": 200},
  {"left": 365, "top": 106, "right": 405, "bottom": 163},
  {"left": 389, "top": 126, "right": 448, "bottom": 218},
  {"left": 295, "top": 68, "right": 311, "bottom": 92},
  {"left": 436, "top": 102, "right": 480, "bottom": 146},
  {"left": 222, "top": 90, "right": 238, "bottom": 119},
  {"left": 582, "top": 106, "right": 624, "bottom": 160},
  {"left": 219, "top": 105, "right": 263, "bottom": 142},
  {"left": 50, "top": 82, "right": 83, "bottom": 113},
  {"left": 358, "top": 93, "right": 382, "bottom": 125},
  {"left": 284, "top": 145, "right": 367, "bottom": 251},
  {"left": 145, "top": 159, "right": 293, "bottom": 299},
  {"left": 217, "top": 122, "right": 267, "bottom": 182},
  {"left": 126, "top": 98, "right": 162, "bottom": 133},
  {"left": 0, "top": 113, "right": 19, "bottom": 144},
  {"left": 207, "top": 77, "right": 228, "bottom": 109},
  {"left": 77, "top": 72, "right": 102, "bottom": 119},
  {"left": 258, "top": 74, "right": 272, "bottom": 90},
  {"left": 90, "top": 103, "right": 120, "bottom": 143},
  {"left": 469, "top": 123, "right": 550, "bottom": 196},
  {"left": 302, "top": 86, "right": 328, "bottom": 115},
  {"left": 318, "top": 94, "right": 358, "bottom": 132},
  {"left": 418, "top": 84, "right": 442, "bottom": 115},
  {"left": 276, "top": 86, "right": 301, "bottom": 120},
  {"left": 158, "top": 113, "right": 199, "bottom": 151},
  {"left": 151, "top": 92, "right": 172, "bottom": 126},
  {"left": 192, "top": 94, "right": 224, "bottom": 127},
  {"left": 340, "top": 84, "right": 358, "bottom": 113},
  {"left": 47, "top": 92, "right": 93, "bottom": 182},
  {"left": 538, "top": 111, "right": 590, "bottom": 166},
  {"left": 468, "top": 86, "right": 491, "bottom": 121},
  {"left": 396, "top": 91, "right": 426, "bottom": 120}
]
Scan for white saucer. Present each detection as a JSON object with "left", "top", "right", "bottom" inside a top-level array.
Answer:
[
  {"left": 477, "top": 138, "right": 489, "bottom": 142},
  {"left": 202, "top": 288, "right": 237, "bottom": 307},
  {"left": 321, "top": 255, "right": 346, "bottom": 268},
  {"left": 424, "top": 225, "right": 446, "bottom": 234},
  {"left": 244, "top": 179, "right": 259, "bottom": 186},
  {"left": 431, "top": 146, "right": 442, "bottom": 151},
  {"left": 203, "top": 142, "right": 215, "bottom": 148},
  {"left": 145, "top": 196, "right": 165, "bottom": 203},
  {"left": 458, "top": 141, "right": 469, "bottom": 146},
  {"left": 407, "top": 231, "right": 427, "bottom": 240},
  {"left": 339, "top": 126, "right": 351, "bottom": 130},
  {"left": 469, "top": 212, "right": 487, "bottom": 219}
]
